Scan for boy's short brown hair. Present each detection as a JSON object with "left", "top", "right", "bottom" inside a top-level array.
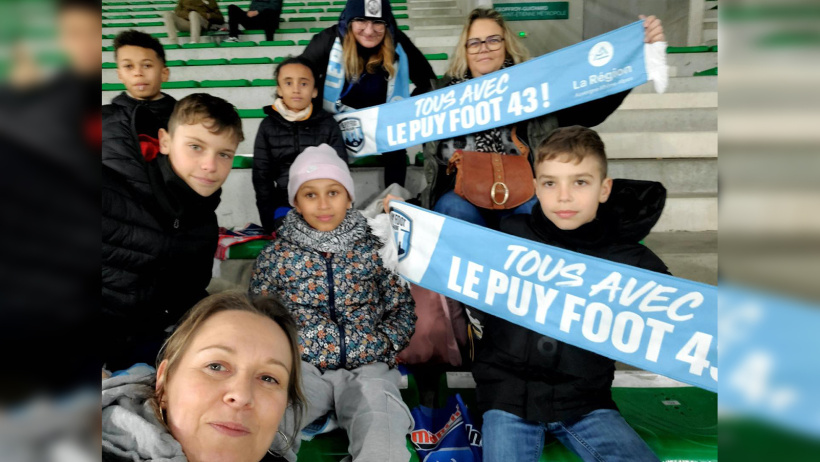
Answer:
[
  {"left": 535, "top": 126, "right": 608, "bottom": 177},
  {"left": 168, "top": 93, "right": 245, "bottom": 145}
]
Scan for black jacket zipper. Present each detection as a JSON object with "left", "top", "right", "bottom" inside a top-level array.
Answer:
[{"left": 324, "top": 254, "right": 346, "bottom": 369}]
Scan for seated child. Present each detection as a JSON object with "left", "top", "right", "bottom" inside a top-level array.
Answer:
[
  {"left": 163, "top": 0, "right": 225, "bottom": 45},
  {"left": 474, "top": 126, "right": 668, "bottom": 462},
  {"left": 252, "top": 56, "right": 346, "bottom": 233},
  {"left": 102, "top": 93, "right": 243, "bottom": 373},
  {"left": 250, "top": 144, "right": 416, "bottom": 461},
  {"left": 109, "top": 30, "right": 175, "bottom": 128}
]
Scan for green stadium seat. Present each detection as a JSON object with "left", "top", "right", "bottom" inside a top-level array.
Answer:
[
  {"left": 251, "top": 79, "right": 277, "bottom": 86},
  {"left": 298, "top": 39, "right": 311, "bottom": 45},
  {"left": 242, "top": 29, "right": 265, "bottom": 34},
  {"left": 281, "top": 9, "right": 297, "bottom": 14},
  {"left": 327, "top": 7, "right": 343, "bottom": 12},
  {"left": 186, "top": 58, "right": 230, "bottom": 66},
  {"left": 391, "top": 0, "right": 407, "bottom": 3},
  {"left": 273, "top": 57, "right": 286, "bottom": 64},
  {"left": 102, "top": 46, "right": 115, "bottom": 52},
  {"left": 237, "top": 108, "right": 267, "bottom": 118},
  {"left": 307, "top": 1, "right": 331, "bottom": 5},
  {"left": 283, "top": 2, "right": 306, "bottom": 6},
  {"left": 200, "top": 79, "right": 252, "bottom": 88},
  {"left": 103, "top": 8, "right": 131, "bottom": 12},
  {"left": 130, "top": 7, "right": 156, "bottom": 11},
  {"left": 135, "top": 21, "right": 165, "bottom": 27},
  {"left": 165, "top": 60, "right": 185, "bottom": 67},
  {"left": 162, "top": 44, "right": 180, "bottom": 49},
  {"left": 102, "top": 83, "right": 126, "bottom": 91},
  {"left": 398, "top": 25, "right": 409, "bottom": 31},
  {"left": 133, "top": 14, "right": 161, "bottom": 18},
  {"left": 424, "top": 53, "right": 448, "bottom": 60},
  {"left": 666, "top": 46, "right": 711, "bottom": 53},
  {"left": 230, "top": 57, "right": 274, "bottom": 65},
  {"left": 161, "top": 80, "right": 200, "bottom": 89},
  {"left": 319, "top": 16, "right": 339, "bottom": 21},
  {"left": 300, "top": 8, "right": 324, "bottom": 13},
  {"left": 694, "top": 67, "right": 718, "bottom": 76},
  {"left": 106, "top": 14, "right": 133, "bottom": 19},
  {"left": 103, "top": 34, "right": 116, "bottom": 39},
  {"left": 103, "top": 22, "right": 136, "bottom": 27},
  {"left": 102, "top": 62, "right": 118, "bottom": 69},
  {"left": 220, "top": 41, "right": 257, "bottom": 47},
  {"left": 260, "top": 40, "right": 297, "bottom": 46},
  {"left": 394, "top": 14, "right": 408, "bottom": 19},
  {"left": 130, "top": 1, "right": 153, "bottom": 4},
  {"left": 156, "top": 7, "right": 175, "bottom": 11},
  {"left": 393, "top": 6, "right": 407, "bottom": 11},
  {"left": 276, "top": 27, "right": 309, "bottom": 33},
  {"left": 332, "top": 0, "right": 346, "bottom": 4},
  {"left": 288, "top": 16, "right": 317, "bottom": 22},
  {"left": 709, "top": 45, "right": 718, "bottom": 52},
  {"left": 150, "top": 32, "right": 168, "bottom": 38},
  {"left": 181, "top": 42, "right": 218, "bottom": 49},
  {"left": 232, "top": 155, "right": 255, "bottom": 169},
  {"left": 309, "top": 27, "right": 325, "bottom": 33}
]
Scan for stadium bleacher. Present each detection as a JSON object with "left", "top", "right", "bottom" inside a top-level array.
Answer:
[{"left": 101, "top": 1, "right": 718, "bottom": 460}]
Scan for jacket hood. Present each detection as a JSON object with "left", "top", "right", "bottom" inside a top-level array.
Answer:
[
  {"left": 112, "top": 91, "right": 176, "bottom": 120},
  {"left": 601, "top": 179, "right": 666, "bottom": 242},
  {"left": 527, "top": 179, "right": 666, "bottom": 248},
  {"left": 338, "top": 0, "right": 398, "bottom": 39}
]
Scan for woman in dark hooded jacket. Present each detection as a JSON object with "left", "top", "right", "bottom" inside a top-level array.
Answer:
[{"left": 299, "top": 0, "right": 436, "bottom": 188}]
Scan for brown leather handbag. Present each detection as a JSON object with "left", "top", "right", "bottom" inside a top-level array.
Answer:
[{"left": 445, "top": 128, "right": 535, "bottom": 210}]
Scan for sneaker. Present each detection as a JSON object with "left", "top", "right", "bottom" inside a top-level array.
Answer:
[{"left": 224, "top": 36, "right": 240, "bottom": 42}]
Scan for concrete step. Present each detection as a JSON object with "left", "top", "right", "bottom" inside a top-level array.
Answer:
[
  {"left": 665, "top": 52, "right": 717, "bottom": 77},
  {"left": 101, "top": 18, "right": 413, "bottom": 36},
  {"left": 102, "top": 31, "right": 459, "bottom": 48},
  {"left": 631, "top": 76, "right": 716, "bottom": 94},
  {"left": 596, "top": 107, "right": 717, "bottom": 133},
  {"left": 597, "top": 132, "right": 717, "bottom": 159},
  {"left": 102, "top": 43, "right": 452, "bottom": 63},
  {"left": 608, "top": 158, "right": 717, "bottom": 195},
  {"left": 619, "top": 92, "right": 717, "bottom": 110},
  {"left": 406, "top": 7, "right": 462, "bottom": 17},
  {"left": 409, "top": 0, "right": 459, "bottom": 8},
  {"left": 643, "top": 231, "right": 717, "bottom": 286}
]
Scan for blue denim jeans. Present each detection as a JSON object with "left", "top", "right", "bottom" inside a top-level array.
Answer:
[
  {"left": 482, "top": 409, "right": 659, "bottom": 462},
  {"left": 433, "top": 190, "right": 539, "bottom": 229}
]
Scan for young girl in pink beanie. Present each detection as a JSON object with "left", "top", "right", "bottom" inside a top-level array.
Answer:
[{"left": 250, "top": 144, "right": 417, "bottom": 461}]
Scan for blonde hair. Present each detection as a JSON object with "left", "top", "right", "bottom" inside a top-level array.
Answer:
[
  {"left": 151, "top": 292, "right": 305, "bottom": 449},
  {"left": 446, "top": 8, "right": 530, "bottom": 79},
  {"left": 342, "top": 25, "right": 397, "bottom": 81}
]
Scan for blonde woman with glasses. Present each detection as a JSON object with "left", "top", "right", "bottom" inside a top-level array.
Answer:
[
  {"left": 300, "top": 0, "right": 436, "bottom": 189},
  {"left": 421, "top": 8, "right": 665, "bottom": 230}
]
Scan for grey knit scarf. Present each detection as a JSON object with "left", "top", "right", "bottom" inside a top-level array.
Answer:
[{"left": 280, "top": 208, "right": 369, "bottom": 254}]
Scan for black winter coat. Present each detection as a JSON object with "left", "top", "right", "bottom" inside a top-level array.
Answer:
[
  {"left": 299, "top": 26, "right": 436, "bottom": 106},
  {"left": 252, "top": 105, "right": 346, "bottom": 233},
  {"left": 102, "top": 103, "right": 220, "bottom": 371},
  {"left": 110, "top": 91, "right": 176, "bottom": 130},
  {"left": 472, "top": 179, "right": 670, "bottom": 423}
]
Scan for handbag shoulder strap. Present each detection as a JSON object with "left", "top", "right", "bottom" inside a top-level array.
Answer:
[{"left": 511, "top": 126, "right": 530, "bottom": 157}]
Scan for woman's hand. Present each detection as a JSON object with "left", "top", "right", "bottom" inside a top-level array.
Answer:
[
  {"left": 247, "top": 10, "right": 259, "bottom": 17},
  {"left": 383, "top": 194, "right": 404, "bottom": 214},
  {"left": 640, "top": 15, "right": 666, "bottom": 43}
]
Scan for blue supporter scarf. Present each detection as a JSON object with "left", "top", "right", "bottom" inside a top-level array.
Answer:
[
  {"left": 323, "top": 36, "right": 411, "bottom": 114},
  {"left": 388, "top": 201, "right": 717, "bottom": 392},
  {"left": 335, "top": 20, "right": 668, "bottom": 158}
]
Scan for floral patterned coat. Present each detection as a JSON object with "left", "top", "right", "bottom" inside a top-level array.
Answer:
[{"left": 250, "top": 219, "right": 416, "bottom": 372}]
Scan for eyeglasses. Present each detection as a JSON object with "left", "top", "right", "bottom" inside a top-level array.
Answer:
[
  {"left": 351, "top": 18, "right": 387, "bottom": 32},
  {"left": 465, "top": 35, "right": 504, "bottom": 54}
]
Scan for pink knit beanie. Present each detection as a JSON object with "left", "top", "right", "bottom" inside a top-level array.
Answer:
[{"left": 288, "top": 144, "right": 355, "bottom": 206}]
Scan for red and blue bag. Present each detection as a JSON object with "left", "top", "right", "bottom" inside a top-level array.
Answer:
[{"left": 409, "top": 393, "right": 482, "bottom": 462}]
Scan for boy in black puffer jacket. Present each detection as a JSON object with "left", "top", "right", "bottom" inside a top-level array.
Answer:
[
  {"left": 253, "top": 56, "right": 346, "bottom": 233},
  {"left": 107, "top": 30, "right": 176, "bottom": 129},
  {"left": 102, "top": 94, "right": 243, "bottom": 373},
  {"left": 474, "top": 126, "right": 668, "bottom": 462}
]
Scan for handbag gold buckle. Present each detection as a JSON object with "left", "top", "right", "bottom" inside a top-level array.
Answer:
[{"left": 491, "top": 182, "right": 510, "bottom": 206}]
